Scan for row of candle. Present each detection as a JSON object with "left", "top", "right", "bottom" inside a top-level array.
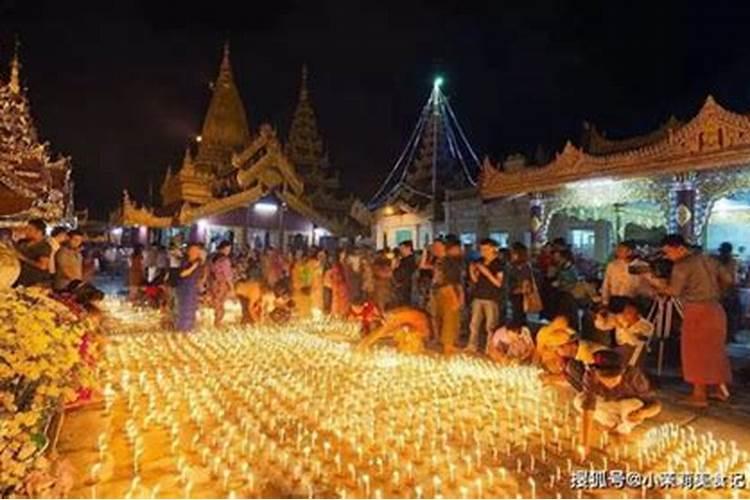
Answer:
[{"left": 76, "top": 299, "right": 750, "bottom": 499}]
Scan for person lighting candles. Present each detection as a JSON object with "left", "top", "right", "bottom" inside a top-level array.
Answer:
[
  {"left": 578, "top": 349, "right": 661, "bottom": 454},
  {"left": 487, "top": 319, "right": 534, "bottom": 363}
]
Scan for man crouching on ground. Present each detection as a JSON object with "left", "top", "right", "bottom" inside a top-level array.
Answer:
[{"left": 577, "top": 349, "right": 661, "bottom": 455}]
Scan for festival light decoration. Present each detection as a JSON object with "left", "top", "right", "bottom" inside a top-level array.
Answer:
[{"left": 69, "top": 298, "right": 750, "bottom": 498}]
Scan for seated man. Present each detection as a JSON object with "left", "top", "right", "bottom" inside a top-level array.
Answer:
[
  {"left": 487, "top": 319, "right": 534, "bottom": 363},
  {"left": 535, "top": 315, "right": 578, "bottom": 375},
  {"left": 594, "top": 298, "right": 653, "bottom": 367},
  {"left": 577, "top": 349, "right": 661, "bottom": 450},
  {"left": 356, "top": 307, "right": 431, "bottom": 354}
]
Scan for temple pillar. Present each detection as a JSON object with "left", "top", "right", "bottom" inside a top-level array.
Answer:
[
  {"left": 278, "top": 203, "right": 287, "bottom": 251},
  {"left": 529, "top": 194, "right": 545, "bottom": 250},
  {"left": 613, "top": 203, "right": 624, "bottom": 244},
  {"left": 668, "top": 174, "right": 696, "bottom": 242}
]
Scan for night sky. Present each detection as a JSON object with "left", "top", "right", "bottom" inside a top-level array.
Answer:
[{"left": 3, "top": 0, "right": 750, "bottom": 218}]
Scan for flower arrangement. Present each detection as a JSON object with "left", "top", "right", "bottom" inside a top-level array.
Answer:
[{"left": 0, "top": 287, "right": 100, "bottom": 496}]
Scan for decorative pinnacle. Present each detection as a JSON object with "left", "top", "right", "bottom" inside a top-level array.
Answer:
[
  {"left": 9, "top": 37, "right": 21, "bottom": 94},
  {"left": 218, "top": 40, "right": 231, "bottom": 80},
  {"left": 300, "top": 64, "right": 309, "bottom": 99}
]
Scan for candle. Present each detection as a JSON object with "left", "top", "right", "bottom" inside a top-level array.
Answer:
[
  {"left": 528, "top": 477, "right": 536, "bottom": 499},
  {"left": 475, "top": 478, "right": 483, "bottom": 498},
  {"left": 433, "top": 475, "right": 442, "bottom": 496},
  {"left": 89, "top": 462, "right": 102, "bottom": 484},
  {"left": 362, "top": 474, "right": 371, "bottom": 497}
]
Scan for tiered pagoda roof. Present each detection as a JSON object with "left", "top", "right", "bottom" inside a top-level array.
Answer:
[
  {"left": 285, "top": 65, "right": 362, "bottom": 232},
  {"left": 480, "top": 95, "right": 750, "bottom": 199},
  {"left": 0, "top": 47, "right": 73, "bottom": 226},
  {"left": 581, "top": 116, "right": 683, "bottom": 155},
  {"left": 194, "top": 43, "right": 251, "bottom": 177},
  {"left": 128, "top": 46, "right": 364, "bottom": 236}
]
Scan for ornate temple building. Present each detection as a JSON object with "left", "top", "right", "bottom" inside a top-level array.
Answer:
[
  {"left": 0, "top": 48, "right": 73, "bottom": 227},
  {"left": 121, "top": 45, "right": 363, "bottom": 248},
  {"left": 284, "top": 65, "right": 363, "bottom": 235},
  {"left": 369, "top": 80, "right": 481, "bottom": 249},
  {"left": 444, "top": 96, "right": 750, "bottom": 261}
]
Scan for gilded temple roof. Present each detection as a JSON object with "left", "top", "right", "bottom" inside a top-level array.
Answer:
[{"left": 194, "top": 43, "right": 250, "bottom": 176}]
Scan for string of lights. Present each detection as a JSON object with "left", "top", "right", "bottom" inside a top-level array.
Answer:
[{"left": 368, "top": 78, "right": 480, "bottom": 210}]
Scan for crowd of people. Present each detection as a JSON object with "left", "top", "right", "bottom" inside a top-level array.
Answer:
[{"left": 2, "top": 218, "right": 745, "bottom": 448}]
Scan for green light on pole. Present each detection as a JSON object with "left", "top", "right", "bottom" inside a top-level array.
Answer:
[{"left": 434, "top": 76, "right": 444, "bottom": 89}]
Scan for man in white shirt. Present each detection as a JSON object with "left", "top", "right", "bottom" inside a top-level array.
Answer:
[{"left": 600, "top": 241, "right": 643, "bottom": 309}]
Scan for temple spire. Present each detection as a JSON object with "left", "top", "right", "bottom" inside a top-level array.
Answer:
[
  {"left": 286, "top": 64, "right": 324, "bottom": 170},
  {"left": 219, "top": 41, "right": 231, "bottom": 82},
  {"left": 194, "top": 41, "right": 250, "bottom": 176},
  {"left": 300, "top": 63, "right": 309, "bottom": 99},
  {"left": 9, "top": 39, "right": 21, "bottom": 94}
]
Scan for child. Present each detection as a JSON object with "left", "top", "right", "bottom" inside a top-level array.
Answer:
[
  {"left": 535, "top": 315, "right": 578, "bottom": 375},
  {"left": 349, "top": 301, "right": 384, "bottom": 334},
  {"left": 487, "top": 319, "right": 534, "bottom": 363},
  {"left": 594, "top": 298, "right": 653, "bottom": 367},
  {"left": 577, "top": 349, "right": 661, "bottom": 453}
]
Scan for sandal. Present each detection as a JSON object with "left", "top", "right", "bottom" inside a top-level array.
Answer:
[{"left": 709, "top": 385, "right": 730, "bottom": 402}]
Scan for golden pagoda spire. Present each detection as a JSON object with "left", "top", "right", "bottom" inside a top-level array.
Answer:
[
  {"left": 194, "top": 41, "right": 250, "bottom": 176},
  {"left": 9, "top": 38, "right": 21, "bottom": 94}
]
